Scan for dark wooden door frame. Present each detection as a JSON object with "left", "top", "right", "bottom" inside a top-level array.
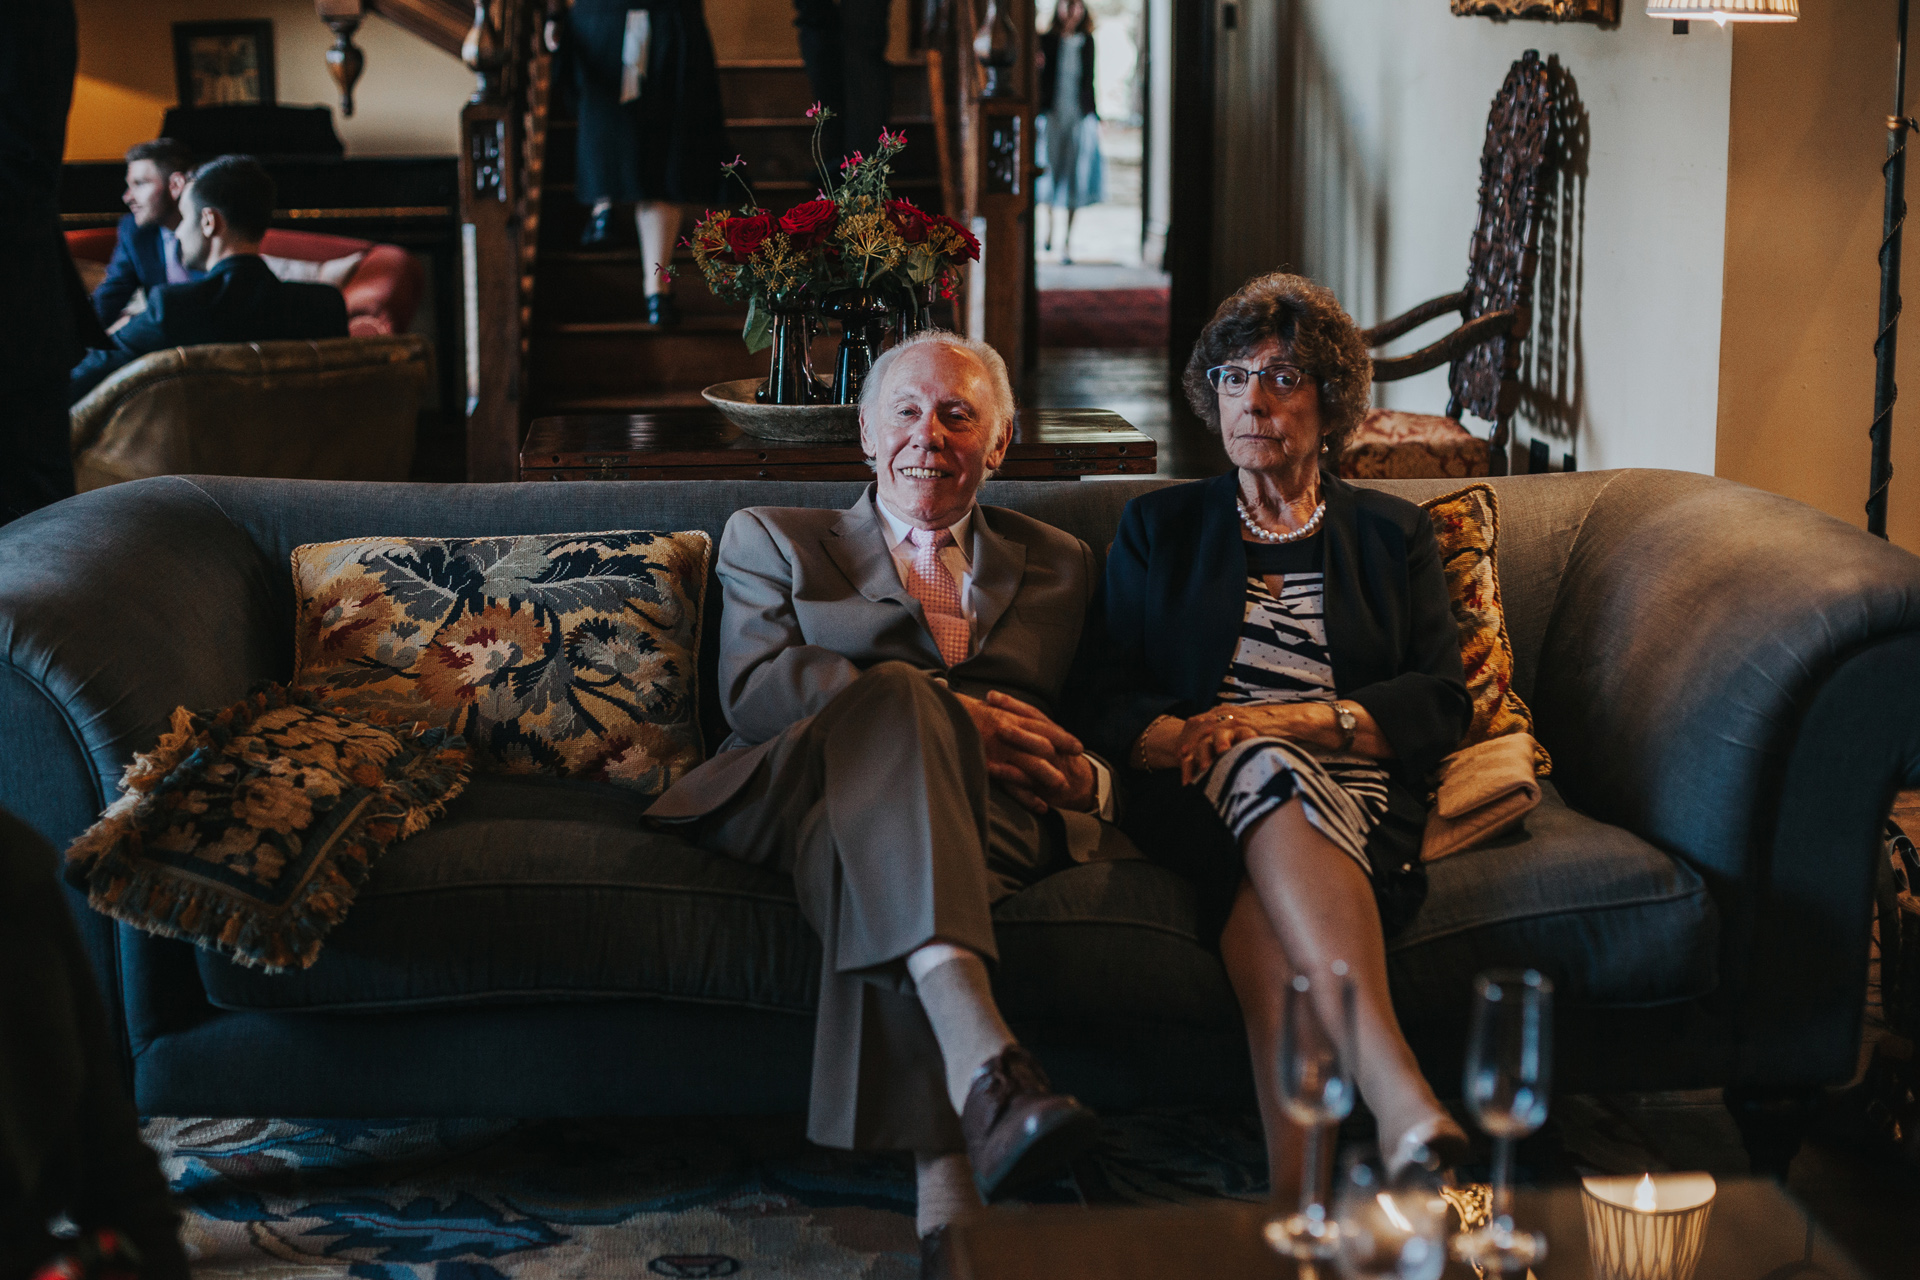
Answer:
[{"left": 1166, "top": 0, "right": 1215, "bottom": 405}]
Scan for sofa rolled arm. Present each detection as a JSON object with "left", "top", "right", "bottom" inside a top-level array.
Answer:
[
  {"left": 0, "top": 477, "right": 284, "bottom": 1056},
  {"left": 1533, "top": 470, "right": 1920, "bottom": 1085}
]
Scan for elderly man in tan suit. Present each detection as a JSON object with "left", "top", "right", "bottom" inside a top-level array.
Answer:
[{"left": 648, "top": 330, "right": 1121, "bottom": 1247}]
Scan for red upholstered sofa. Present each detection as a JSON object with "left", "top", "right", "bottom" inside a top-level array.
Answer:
[{"left": 65, "top": 226, "right": 425, "bottom": 337}]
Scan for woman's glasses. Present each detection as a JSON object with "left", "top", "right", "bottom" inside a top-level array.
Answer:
[{"left": 1206, "top": 362, "right": 1312, "bottom": 398}]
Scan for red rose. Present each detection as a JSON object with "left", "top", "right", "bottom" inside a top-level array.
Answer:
[
  {"left": 884, "top": 199, "right": 929, "bottom": 244},
  {"left": 777, "top": 198, "right": 838, "bottom": 250},
  {"left": 721, "top": 211, "right": 775, "bottom": 262},
  {"left": 931, "top": 213, "right": 981, "bottom": 262}
]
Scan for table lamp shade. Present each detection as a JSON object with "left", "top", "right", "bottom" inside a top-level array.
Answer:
[
  {"left": 1581, "top": 1174, "right": 1717, "bottom": 1280},
  {"left": 1646, "top": 0, "right": 1798, "bottom": 19}
]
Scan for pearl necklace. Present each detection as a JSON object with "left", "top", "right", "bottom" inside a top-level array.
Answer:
[{"left": 1237, "top": 497, "right": 1326, "bottom": 544}]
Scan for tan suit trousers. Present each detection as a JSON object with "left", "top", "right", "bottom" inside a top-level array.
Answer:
[{"left": 690, "top": 661, "right": 1065, "bottom": 1153}]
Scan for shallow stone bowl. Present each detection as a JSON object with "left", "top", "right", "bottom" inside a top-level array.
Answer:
[{"left": 702, "top": 378, "right": 862, "bottom": 443}]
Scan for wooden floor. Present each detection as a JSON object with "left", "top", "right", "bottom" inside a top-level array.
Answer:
[{"left": 1892, "top": 789, "right": 1920, "bottom": 835}]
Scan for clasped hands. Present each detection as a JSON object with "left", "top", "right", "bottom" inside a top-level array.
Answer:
[
  {"left": 952, "top": 690, "right": 1097, "bottom": 815},
  {"left": 1138, "top": 703, "right": 1338, "bottom": 786}
]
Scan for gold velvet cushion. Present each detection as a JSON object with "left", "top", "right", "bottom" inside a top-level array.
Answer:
[
  {"left": 65, "top": 684, "right": 470, "bottom": 971},
  {"left": 1419, "top": 483, "right": 1549, "bottom": 773},
  {"left": 293, "top": 529, "right": 712, "bottom": 795},
  {"left": 1340, "top": 409, "right": 1492, "bottom": 480}
]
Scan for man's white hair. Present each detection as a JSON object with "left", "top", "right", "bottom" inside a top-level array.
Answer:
[{"left": 857, "top": 329, "right": 1017, "bottom": 450}]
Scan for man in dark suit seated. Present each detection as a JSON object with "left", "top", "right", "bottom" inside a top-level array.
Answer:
[
  {"left": 68, "top": 155, "right": 349, "bottom": 406},
  {"left": 91, "top": 137, "right": 203, "bottom": 328}
]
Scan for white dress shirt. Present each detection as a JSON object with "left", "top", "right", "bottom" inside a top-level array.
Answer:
[
  {"left": 160, "top": 226, "right": 192, "bottom": 284},
  {"left": 874, "top": 497, "right": 1113, "bottom": 819}
]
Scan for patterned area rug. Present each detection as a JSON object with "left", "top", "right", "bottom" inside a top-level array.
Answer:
[
  {"left": 148, "top": 1110, "right": 1267, "bottom": 1277},
  {"left": 1038, "top": 288, "right": 1169, "bottom": 349}
]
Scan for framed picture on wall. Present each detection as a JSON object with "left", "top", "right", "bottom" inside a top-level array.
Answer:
[{"left": 172, "top": 20, "right": 277, "bottom": 108}]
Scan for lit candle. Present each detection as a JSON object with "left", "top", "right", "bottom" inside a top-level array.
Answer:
[{"left": 1580, "top": 1173, "right": 1717, "bottom": 1280}]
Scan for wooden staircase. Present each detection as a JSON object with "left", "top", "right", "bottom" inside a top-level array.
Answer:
[
  {"left": 316, "top": 0, "right": 1035, "bottom": 480},
  {"left": 526, "top": 61, "right": 943, "bottom": 415}
]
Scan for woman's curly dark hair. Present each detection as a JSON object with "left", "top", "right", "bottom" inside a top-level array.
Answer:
[{"left": 1182, "top": 273, "right": 1372, "bottom": 458}]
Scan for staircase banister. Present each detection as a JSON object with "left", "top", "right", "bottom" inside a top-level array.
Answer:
[{"left": 370, "top": 0, "right": 474, "bottom": 55}]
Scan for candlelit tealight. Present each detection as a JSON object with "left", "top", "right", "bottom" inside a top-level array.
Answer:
[{"left": 1580, "top": 1173, "right": 1716, "bottom": 1280}]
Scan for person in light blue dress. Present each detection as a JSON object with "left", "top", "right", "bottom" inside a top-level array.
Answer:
[{"left": 1036, "top": 0, "right": 1104, "bottom": 263}]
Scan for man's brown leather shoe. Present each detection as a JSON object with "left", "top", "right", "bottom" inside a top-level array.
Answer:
[{"left": 960, "top": 1045, "right": 1100, "bottom": 1200}]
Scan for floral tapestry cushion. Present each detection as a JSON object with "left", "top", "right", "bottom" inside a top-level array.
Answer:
[
  {"left": 64, "top": 684, "right": 470, "bottom": 971},
  {"left": 1419, "top": 483, "right": 1550, "bottom": 774},
  {"left": 1340, "top": 409, "right": 1492, "bottom": 480},
  {"left": 292, "top": 529, "right": 712, "bottom": 795}
]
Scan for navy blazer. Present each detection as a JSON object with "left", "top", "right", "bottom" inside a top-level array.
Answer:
[
  {"left": 90, "top": 213, "right": 204, "bottom": 325},
  {"left": 68, "top": 254, "right": 349, "bottom": 405},
  {"left": 1078, "top": 469, "right": 1472, "bottom": 788}
]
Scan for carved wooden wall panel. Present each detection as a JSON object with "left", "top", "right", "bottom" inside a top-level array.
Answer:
[{"left": 1450, "top": 0, "right": 1618, "bottom": 21}]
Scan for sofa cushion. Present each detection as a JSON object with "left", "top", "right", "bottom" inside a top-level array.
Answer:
[
  {"left": 200, "top": 778, "right": 1716, "bottom": 1026},
  {"left": 68, "top": 683, "right": 470, "bottom": 972},
  {"left": 1420, "top": 483, "right": 1546, "bottom": 770},
  {"left": 198, "top": 773, "right": 816, "bottom": 1014},
  {"left": 292, "top": 528, "right": 711, "bottom": 796},
  {"left": 1389, "top": 780, "right": 1717, "bottom": 1016}
]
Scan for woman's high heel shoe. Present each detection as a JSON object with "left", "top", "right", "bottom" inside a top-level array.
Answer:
[
  {"left": 579, "top": 204, "right": 615, "bottom": 248},
  {"left": 646, "top": 292, "right": 680, "bottom": 327}
]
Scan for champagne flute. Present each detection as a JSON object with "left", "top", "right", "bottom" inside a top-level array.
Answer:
[
  {"left": 1264, "top": 962, "right": 1358, "bottom": 1261},
  {"left": 1454, "top": 969, "right": 1553, "bottom": 1273},
  {"left": 1333, "top": 1149, "right": 1448, "bottom": 1280}
]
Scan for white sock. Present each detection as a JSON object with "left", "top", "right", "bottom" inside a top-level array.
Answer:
[
  {"left": 909, "top": 946, "right": 1016, "bottom": 1114},
  {"left": 914, "top": 1150, "right": 984, "bottom": 1237}
]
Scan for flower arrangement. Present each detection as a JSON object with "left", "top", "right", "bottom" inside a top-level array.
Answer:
[{"left": 681, "top": 105, "right": 980, "bottom": 357}]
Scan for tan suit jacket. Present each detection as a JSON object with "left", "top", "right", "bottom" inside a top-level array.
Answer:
[{"left": 648, "top": 487, "right": 1105, "bottom": 849}]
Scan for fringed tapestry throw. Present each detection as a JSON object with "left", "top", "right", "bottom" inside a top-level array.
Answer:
[{"left": 65, "top": 683, "right": 470, "bottom": 971}]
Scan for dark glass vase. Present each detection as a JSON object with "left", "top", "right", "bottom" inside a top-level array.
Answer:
[
  {"left": 825, "top": 289, "right": 888, "bottom": 404},
  {"left": 888, "top": 282, "right": 934, "bottom": 347},
  {"left": 756, "top": 301, "right": 817, "bottom": 405}
]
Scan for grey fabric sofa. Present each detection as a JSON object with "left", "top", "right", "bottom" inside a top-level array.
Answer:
[{"left": 2, "top": 470, "right": 1916, "bottom": 1133}]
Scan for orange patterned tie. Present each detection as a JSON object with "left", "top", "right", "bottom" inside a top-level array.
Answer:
[{"left": 905, "top": 527, "right": 970, "bottom": 666}]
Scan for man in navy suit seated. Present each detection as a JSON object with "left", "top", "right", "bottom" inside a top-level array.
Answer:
[
  {"left": 68, "top": 155, "right": 349, "bottom": 405},
  {"left": 91, "top": 137, "right": 203, "bottom": 327}
]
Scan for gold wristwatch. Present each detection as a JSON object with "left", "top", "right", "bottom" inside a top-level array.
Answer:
[{"left": 1332, "top": 702, "right": 1358, "bottom": 752}]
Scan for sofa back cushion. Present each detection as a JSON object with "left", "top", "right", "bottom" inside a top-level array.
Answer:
[
  {"left": 292, "top": 528, "right": 711, "bottom": 795},
  {"left": 185, "top": 471, "right": 1623, "bottom": 748}
]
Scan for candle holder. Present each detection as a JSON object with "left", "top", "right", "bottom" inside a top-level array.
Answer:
[{"left": 1580, "top": 1173, "right": 1716, "bottom": 1280}]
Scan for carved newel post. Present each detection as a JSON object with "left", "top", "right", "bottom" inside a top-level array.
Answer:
[
  {"left": 323, "top": 17, "right": 364, "bottom": 116},
  {"left": 972, "top": 0, "right": 1018, "bottom": 99},
  {"left": 462, "top": 0, "right": 507, "bottom": 104}
]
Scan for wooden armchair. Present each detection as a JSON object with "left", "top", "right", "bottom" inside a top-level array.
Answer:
[{"left": 1341, "top": 51, "right": 1554, "bottom": 480}]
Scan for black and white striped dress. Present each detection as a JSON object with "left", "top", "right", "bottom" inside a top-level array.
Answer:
[{"left": 1201, "top": 537, "right": 1390, "bottom": 875}]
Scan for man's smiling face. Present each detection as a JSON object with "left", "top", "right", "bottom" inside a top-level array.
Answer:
[{"left": 860, "top": 343, "right": 1011, "bottom": 530}]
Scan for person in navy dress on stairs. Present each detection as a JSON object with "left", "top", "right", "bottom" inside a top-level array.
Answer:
[
  {"left": 547, "top": 0, "right": 730, "bottom": 327},
  {"left": 790, "top": 0, "right": 891, "bottom": 166}
]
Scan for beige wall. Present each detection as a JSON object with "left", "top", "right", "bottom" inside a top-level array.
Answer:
[
  {"left": 67, "top": 0, "right": 914, "bottom": 159},
  {"left": 1262, "top": 2, "right": 1732, "bottom": 475},
  {"left": 1717, "top": 0, "right": 1920, "bottom": 551},
  {"left": 68, "top": 0, "right": 474, "bottom": 160}
]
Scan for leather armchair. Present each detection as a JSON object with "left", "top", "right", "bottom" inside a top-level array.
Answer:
[{"left": 67, "top": 335, "right": 429, "bottom": 490}]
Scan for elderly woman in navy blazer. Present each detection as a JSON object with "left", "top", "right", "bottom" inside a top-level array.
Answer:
[{"left": 1082, "top": 273, "right": 1472, "bottom": 1192}]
